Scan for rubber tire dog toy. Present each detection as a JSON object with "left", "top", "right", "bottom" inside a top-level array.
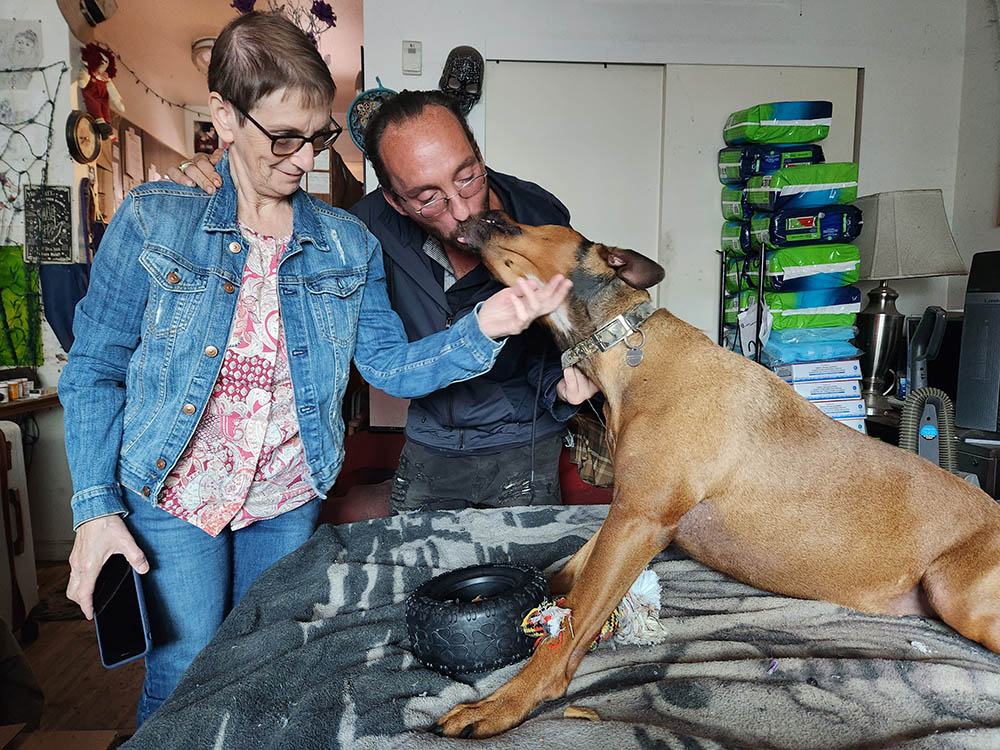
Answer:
[{"left": 406, "top": 563, "right": 548, "bottom": 677}]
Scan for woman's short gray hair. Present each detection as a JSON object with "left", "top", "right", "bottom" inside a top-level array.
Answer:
[{"left": 208, "top": 11, "right": 335, "bottom": 120}]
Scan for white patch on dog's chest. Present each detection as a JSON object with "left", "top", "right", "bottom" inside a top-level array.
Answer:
[{"left": 547, "top": 302, "right": 573, "bottom": 337}]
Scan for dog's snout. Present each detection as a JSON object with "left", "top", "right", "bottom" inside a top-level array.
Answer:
[{"left": 459, "top": 211, "right": 521, "bottom": 250}]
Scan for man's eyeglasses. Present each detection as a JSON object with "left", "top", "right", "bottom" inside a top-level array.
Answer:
[
  {"left": 236, "top": 105, "right": 342, "bottom": 156},
  {"left": 399, "top": 172, "right": 488, "bottom": 218}
]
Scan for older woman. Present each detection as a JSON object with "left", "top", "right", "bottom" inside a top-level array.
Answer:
[{"left": 58, "top": 12, "right": 569, "bottom": 725}]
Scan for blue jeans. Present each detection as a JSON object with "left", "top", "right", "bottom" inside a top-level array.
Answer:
[{"left": 121, "top": 488, "right": 321, "bottom": 726}]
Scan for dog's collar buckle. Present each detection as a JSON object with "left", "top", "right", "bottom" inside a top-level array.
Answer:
[{"left": 561, "top": 301, "right": 656, "bottom": 369}]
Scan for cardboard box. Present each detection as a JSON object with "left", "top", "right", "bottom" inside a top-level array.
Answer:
[
  {"left": 789, "top": 379, "right": 861, "bottom": 401},
  {"left": 834, "top": 416, "right": 867, "bottom": 434},
  {"left": 813, "top": 398, "right": 866, "bottom": 420},
  {"left": 773, "top": 359, "right": 861, "bottom": 383}
]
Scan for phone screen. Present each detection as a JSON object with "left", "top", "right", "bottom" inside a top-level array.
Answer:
[{"left": 93, "top": 554, "right": 151, "bottom": 668}]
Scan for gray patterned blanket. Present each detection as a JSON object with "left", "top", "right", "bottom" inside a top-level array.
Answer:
[{"left": 124, "top": 505, "right": 1000, "bottom": 749}]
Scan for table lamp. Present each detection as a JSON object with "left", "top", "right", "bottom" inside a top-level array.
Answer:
[{"left": 854, "top": 189, "right": 967, "bottom": 420}]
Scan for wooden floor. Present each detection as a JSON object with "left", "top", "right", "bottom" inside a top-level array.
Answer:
[{"left": 22, "top": 563, "right": 143, "bottom": 734}]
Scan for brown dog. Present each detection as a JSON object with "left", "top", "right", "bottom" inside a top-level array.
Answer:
[{"left": 432, "top": 211, "right": 1000, "bottom": 738}]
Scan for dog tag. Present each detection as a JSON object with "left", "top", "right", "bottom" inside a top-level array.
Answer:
[{"left": 624, "top": 328, "right": 645, "bottom": 367}]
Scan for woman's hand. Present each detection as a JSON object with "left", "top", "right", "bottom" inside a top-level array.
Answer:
[
  {"left": 165, "top": 148, "right": 226, "bottom": 193},
  {"left": 67, "top": 515, "right": 149, "bottom": 621},
  {"left": 477, "top": 275, "right": 572, "bottom": 340},
  {"left": 556, "top": 366, "right": 600, "bottom": 404}
]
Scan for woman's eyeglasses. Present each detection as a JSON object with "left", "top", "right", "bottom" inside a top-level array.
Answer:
[{"left": 236, "top": 106, "right": 342, "bottom": 156}]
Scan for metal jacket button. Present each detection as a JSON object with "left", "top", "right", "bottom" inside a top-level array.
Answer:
[
  {"left": 166, "top": 272, "right": 180, "bottom": 284},
  {"left": 155, "top": 458, "right": 167, "bottom": 470},
  {"left": 182, "top": 403, "right": 197, "bottom": 414},
  {"left": 204, "top": 345, "right": 219, "bottom": 357},
  {"left": 229, "top": 241, "right": 241, "bottom": 253},
  {"left": 223, "top": 282, "right": 235, "bottom": 293},
  {"left": 142, "top": 486, "right": 151, "bottom": 497}
]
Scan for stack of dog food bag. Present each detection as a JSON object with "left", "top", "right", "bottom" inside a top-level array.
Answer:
[{"left": 719, "top": 101, "right": 866, "bottom": 433}]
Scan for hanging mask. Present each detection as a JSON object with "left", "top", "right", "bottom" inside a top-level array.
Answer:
[{"left": 439, "top": 46, "right": 484, "bottom": 115}]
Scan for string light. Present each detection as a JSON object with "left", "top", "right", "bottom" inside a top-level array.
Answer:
[
  {"left": 0, "top": 62, "right": 60, "bottom": 366},
  {"left": 113, "top": 55, "right": 207, "bottom": 116}
]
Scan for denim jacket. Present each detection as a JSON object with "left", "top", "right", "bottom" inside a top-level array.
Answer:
[{"left": 59, "top": 153, "right": 504, "bottom": 529}]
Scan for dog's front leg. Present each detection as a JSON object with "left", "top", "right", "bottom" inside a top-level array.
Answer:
[
  {"left": 549, "top": 533, "right": 597, "bottom": 594},
  {"left": 434, "top": 501, "right": 674, "bottom": 738}
]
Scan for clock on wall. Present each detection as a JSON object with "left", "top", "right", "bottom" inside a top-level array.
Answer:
[{"left": 66, "top": 109, "right": 102, "bottom": 164}]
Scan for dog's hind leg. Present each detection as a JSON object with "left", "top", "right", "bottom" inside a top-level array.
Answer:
[{"left": 922, "top": 529, "right": 1000, "bottom": 654}]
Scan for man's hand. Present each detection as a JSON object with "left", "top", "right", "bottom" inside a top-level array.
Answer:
[
  {"left": 556, "top": 366, "right": 600, "bottom": 404},
  {"left": 165, "top": 148, "right": 225, "bottom": 193},
  {"left": 477, "top": 275, "right": 572, "bottom": 340},
  {"left": 67, "top": 515, "right": 149, "bottom": 621}
]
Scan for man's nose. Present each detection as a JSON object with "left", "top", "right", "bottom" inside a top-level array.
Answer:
[{"left": 446, "top": 193, "right": 473, "bottom": 221}]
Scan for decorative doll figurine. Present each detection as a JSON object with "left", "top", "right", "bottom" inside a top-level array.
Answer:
[{"left": 79, "top": 43, "right": 125, "bottom": 140}]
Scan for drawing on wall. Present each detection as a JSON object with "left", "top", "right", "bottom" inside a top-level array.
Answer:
[
  {"left": 24, "top": 185, "right": 72, "bottom": 262},
  {"left": 194, "top": 120, "right": 218, "bottom": 154},
  {"left": 0, "top": 20, "right": 43, "bottom": 90}
]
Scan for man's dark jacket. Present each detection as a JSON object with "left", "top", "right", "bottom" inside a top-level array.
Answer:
[{"left": 350, "top": 168, "right": 574, "bottom": 455}]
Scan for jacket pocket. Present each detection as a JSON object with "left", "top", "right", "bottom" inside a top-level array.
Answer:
[
  {"left": 305, "top": 268, "right": 366, "bottom": 346},
  {"left": 139, "top": 246, "right": 210, "bottom": 337}
]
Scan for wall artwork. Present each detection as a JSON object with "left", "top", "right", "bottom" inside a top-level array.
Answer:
[
  {"left": 194, "top": 120, "right": 218, "bottom": 154},
  {"left": 24, "top": 185, "right": 72, "bottom": 263},
  {"left": 0, "top": 20, "right": 43, "bottom": 90},
  {"left": 0, "top": 245, "right": 41, "bottom": 366}
]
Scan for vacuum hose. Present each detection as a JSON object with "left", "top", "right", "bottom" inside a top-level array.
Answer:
[{"left": 899, "top": 386, "right": 957, "bottom": 474}]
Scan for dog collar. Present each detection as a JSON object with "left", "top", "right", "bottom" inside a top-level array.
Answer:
[{"left": 560, "top": 301, "right": 656, "bottom": 369}]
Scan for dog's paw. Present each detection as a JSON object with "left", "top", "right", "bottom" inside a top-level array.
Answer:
[{"left": 434, "top": 692, "right": 535, "bottom": 739}]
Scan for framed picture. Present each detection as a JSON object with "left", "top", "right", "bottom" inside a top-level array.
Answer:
[{"left": 194, "top": 120, "right": 218, "bottom": 154}]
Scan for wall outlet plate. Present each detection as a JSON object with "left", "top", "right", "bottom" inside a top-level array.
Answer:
[{"left": 402, "top": 40, "right": 422, "bottom": 75}]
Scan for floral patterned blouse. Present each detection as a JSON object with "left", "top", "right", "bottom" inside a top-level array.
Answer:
[{"left": 158, "top": 223, "right": 315, "bottom": 535}]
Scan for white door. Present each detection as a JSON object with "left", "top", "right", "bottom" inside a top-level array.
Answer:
[{"left": 484, "top": 60, "right": 665, "bottom": 302}]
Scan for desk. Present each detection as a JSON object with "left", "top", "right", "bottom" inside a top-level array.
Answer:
[{"left": 0, "top": 388, "right": 59, "bottom": 421}]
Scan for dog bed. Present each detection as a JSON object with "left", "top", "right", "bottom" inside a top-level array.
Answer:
[
  {"left": 750, "top": 205, "right": 863, "bottom": 249},
  {"left": 723, "top": 100, "right": 833, "bottom": 146},
  {"left": 725, "top": 244, "right": 860, "bottom": 293},
  {"left": 746, "top": 163, "right": 859, "bottom": 212},
  {"left": 718, "top": 144, "right": 825, "bottom": 184},
  {"left": 725, "top": 285, "right": 861, "bottom": 329}
]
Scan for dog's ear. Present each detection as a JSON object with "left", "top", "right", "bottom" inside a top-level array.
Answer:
[{"left": 600, "top": 246, "right": 665, "bottom": 290}]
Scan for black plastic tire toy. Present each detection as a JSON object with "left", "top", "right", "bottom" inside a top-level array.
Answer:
[{"left": 406, "top": 563, "right": 548, "bottom": 677}]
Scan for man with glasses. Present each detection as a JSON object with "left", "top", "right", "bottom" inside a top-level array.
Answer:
[
  {"left": 353, "top": 90, "right": 597, "bottom": 515},
  {"left": 169, "top": 89, "right": 597, "bottom": 515}
]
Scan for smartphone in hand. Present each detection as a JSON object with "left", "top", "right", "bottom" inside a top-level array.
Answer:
[{"left": 93, "top": 553, "right": 152, "bottom": 669}]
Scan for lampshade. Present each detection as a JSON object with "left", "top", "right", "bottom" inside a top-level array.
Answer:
[
  {"left": 854, "top": 189, "right": 967, "bottom": 281},
  {"left": 191, "top": 37, "right": 216, "bottom": 76}
]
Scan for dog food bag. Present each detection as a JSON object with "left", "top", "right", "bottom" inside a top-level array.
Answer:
[
  {"left": 721, "top": 186, "right": 752, "bottom": 221},
  {"left": 749, "top": 205, "right": 863, "bottom": 249},
  {"left": 726, "top": 244, "right": 860, "bottom": 293},
  {"left": 725, "top": 286, "right": 861, "bottom": 329},
  {"left": 745, "top": 163, "right": 859, "bottom": 212},
  {"left": 723, "top": 101, "right": 833, "bottom": 146},
  {"left": 721, "top": 220, "right": 752, "bottom": 255},
  {"left": 718, "top": 144, "right": 825, "bottom": 184}
]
